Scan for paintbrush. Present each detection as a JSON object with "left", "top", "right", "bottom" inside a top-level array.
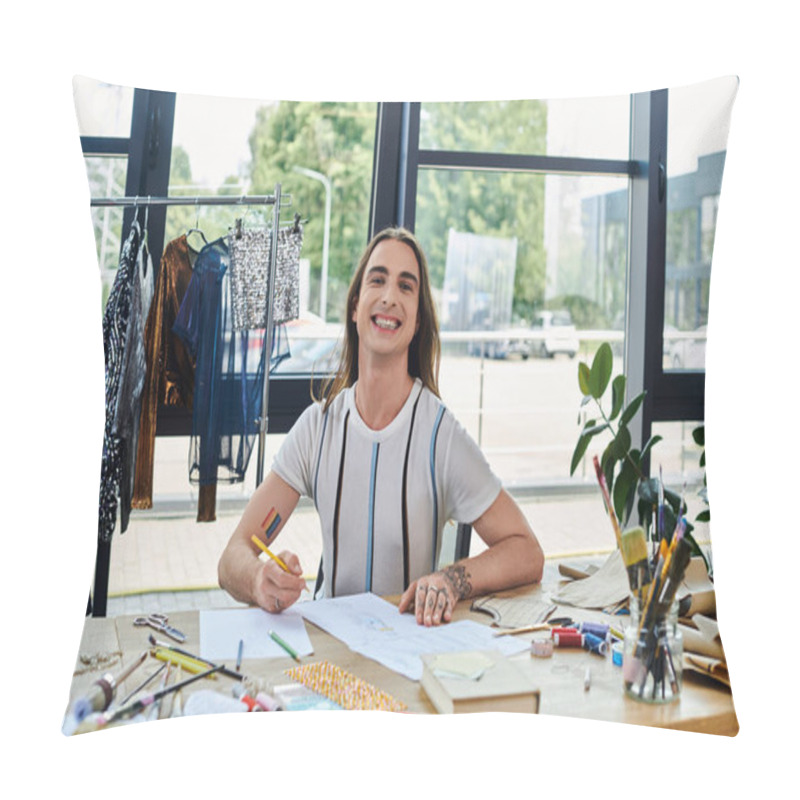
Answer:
[
  {"left": 100, "top": 665, "right": 222, "bottom": 726},
  {"left": 620, "top": 526, "right": 651, "bottom": 599},
  {"left": 592, "top": 455, "right": 623, "bottom": 550}
]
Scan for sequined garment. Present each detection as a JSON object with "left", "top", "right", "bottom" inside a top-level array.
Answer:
[
  {"left": 98, "top": 221, "right": 142, "bottom": 542},
  {"left": 131, "top": 236, "right": 196, "bottom": 510},
  {"left": 228, "top": 224, "right": 303, "bottom": 330},
  {"left": 112, "top": 229, "right": 154, "bottom": 533}
]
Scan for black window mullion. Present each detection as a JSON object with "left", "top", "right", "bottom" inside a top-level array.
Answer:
[
  {"left": 80, "top": 136, "right": 130, "bottom": 157},
  {"left": 418, "top": 149, "right": 633, "bottom": 177},
  {"left": 122, "top": 88, "right": 176, "bottom": 270},
  {"left": 369, "top": 102, "right": 420, "bottom": 236}
]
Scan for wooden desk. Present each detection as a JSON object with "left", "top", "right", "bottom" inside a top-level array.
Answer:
[{"left": 67, "top": 583, "right": 738, "bottom": 736}]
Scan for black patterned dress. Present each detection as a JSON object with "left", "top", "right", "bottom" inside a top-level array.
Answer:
[{"left": 98, "top": 221, "right": 142, "bottom": 542}]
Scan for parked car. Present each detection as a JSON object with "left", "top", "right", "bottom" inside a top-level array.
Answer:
[{"left": 527, "top": 310, "right": 580, "bottom": 358}]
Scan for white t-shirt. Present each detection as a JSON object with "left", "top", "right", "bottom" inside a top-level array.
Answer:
[{"left": 272, "top": 378, "right": 502, "bottom": 597}]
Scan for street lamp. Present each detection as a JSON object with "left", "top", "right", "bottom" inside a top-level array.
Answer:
[{"left": 292, "top": 166, "right": 331, "bottom": 321}]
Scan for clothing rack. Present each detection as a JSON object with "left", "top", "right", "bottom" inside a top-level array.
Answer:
[
  {"left": 90, "top": 193, "right": 288, "bottom": 208},
  {"left": 90, "top": 185, "right": 288, "bottom": 616}
]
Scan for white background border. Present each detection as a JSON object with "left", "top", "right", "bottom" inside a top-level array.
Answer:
[{"left": 2, "top": 2, "right": 794, "bottom": 796}]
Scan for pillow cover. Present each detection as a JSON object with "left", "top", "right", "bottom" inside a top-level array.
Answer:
[{"left": 65, "top": 74, "right": 738, "bottom": 740}]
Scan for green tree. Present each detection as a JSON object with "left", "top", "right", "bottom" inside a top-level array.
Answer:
[
  {"left": 247, "top": 101, "right": 376, "bottom": 322},
  {"left": 415, "top": 100, "right": 548, "bottom": 321}
]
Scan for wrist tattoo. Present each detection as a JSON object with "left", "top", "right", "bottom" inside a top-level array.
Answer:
[{"left": 442, "top": 564, "right": 472, "bottom": 600}]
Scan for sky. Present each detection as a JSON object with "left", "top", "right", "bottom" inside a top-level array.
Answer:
[{"left": 3, "top": 2, "right": 798, "bottom": 798}]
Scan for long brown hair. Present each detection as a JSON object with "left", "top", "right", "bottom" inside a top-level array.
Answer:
[{"left": 316, "top": 227, "right": 441, "bottom": 410}]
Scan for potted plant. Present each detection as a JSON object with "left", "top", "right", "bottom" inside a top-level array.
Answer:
[{"left": 570, "top": 342, "right": 708, "bottom": 568}]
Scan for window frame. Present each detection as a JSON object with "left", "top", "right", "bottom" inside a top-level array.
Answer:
[
  {"left": 371, "top": 97, "right": 706, "bottom": 482},
  {"left": 85, "top": 92, "right": 709, "bottom": 465}
]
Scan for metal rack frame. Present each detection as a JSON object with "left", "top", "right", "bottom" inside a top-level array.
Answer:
[{"left": 90, "top": 184, "right": 287, "bottom": 614}]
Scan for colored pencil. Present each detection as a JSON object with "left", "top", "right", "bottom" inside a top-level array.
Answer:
[
  {"left": 269, "top": 630, "right": 301, "bottom": 662},
  {"left": 251, "top": 534, "right": 290, "bottom": 572}
]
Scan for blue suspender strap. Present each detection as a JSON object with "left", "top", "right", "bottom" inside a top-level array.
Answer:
[
  {"left": 366, "top": 442, "right": 380, "bottom": 592},
  {"left": 429, "top": 405, "right": 446, "bottom": 573}
]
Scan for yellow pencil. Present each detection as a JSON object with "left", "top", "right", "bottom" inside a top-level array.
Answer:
[
  {"left": 152, "top": 648, "right": 217, "bottom": 679},
  {"left": 251, "top": 534, "right": 290, "bottom": 572}
]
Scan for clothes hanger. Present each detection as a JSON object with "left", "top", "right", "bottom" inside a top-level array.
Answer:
[{"left": 186, "top": 198, "right": 208, "bottom": 247}]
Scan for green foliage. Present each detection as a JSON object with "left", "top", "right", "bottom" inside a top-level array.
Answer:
[
  {"left": 571, "top": 343, "right": 711, "bottom": 570},
  {"left": 246, "top": 101, "right": 377, "bottom": 321},
  {"left": 414, "top": 100, "right": 548, "bottom": 319}
]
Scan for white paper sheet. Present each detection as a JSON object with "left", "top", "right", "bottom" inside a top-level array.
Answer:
[
  {"left": 299, "top": 592, "right": 530, "bottom": 680},
  {"left": 199, "top": 606, "right": 314, "bottom": 661}
]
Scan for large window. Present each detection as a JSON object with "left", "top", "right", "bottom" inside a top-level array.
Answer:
[
  {"left": 663, "top": 76, "right": 737, "bottom": 372},
  {"left": 414, "top": 167, "right": 629, "bottom": 487},
  {"left": 397, "top": 97, "right": 633, "bottom": 490}
]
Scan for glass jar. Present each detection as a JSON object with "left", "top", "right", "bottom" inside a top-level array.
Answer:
[{"left": 622, "top": 594, "right": 683, "bottom": 703}]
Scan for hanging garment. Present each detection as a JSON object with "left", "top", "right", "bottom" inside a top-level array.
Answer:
[
  {"left": 173, "top": 238, "right": 290, "bottom": 522},
  {"left": 132, "top": 235, "right": 197, "bottom": 510},
  {"left": 112, "top": 224, "right": 155, "bottom": 532},
  {"left": 229, "top": 223, "right": 303, "bottom": 330},
  {"left": 98, "top": 220, "right": 143, "bottom": 542}
]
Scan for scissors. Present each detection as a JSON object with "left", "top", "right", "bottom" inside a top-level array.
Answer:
[{"left": 133, "top": 613, "right": 186, "bottom": 643}]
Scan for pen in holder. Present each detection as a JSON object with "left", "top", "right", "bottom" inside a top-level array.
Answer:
[
  {"left": 622, "top": 527, "right": 692, "bottom": 704},
  {"left": 623, "top": 595, "right": 683, "bottom": 703}
]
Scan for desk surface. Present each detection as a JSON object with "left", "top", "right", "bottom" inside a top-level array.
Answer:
[{"left": 68, "top": 582, "right": 738, "bottom": 736}]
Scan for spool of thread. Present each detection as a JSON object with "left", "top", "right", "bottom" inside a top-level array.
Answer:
[
  {"left": 255, "top": 692, "right": 280, "bottom": 711},
  {"left": 580, "top": 621, "right": 610, "bottom": 640},
  {"left": 612, "top": 642, "right": 623, "bottom": 666},
  {"left": 553, "top": 631, "right": 583, "bottom": 648},
  {"left": 531, "top": 639, "right": 554, "bottom": 658},
  {"left": 550, "top": 627, "right": 578, "bottom": 637},
  {"left": 232, "top": 684, "right": 259, "bottom": 711},
  {"left": 583, "top": 632, "right": 608, "bottom": 656}
]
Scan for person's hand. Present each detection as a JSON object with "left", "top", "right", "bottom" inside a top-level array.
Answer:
[
  {"left": 398, "top": 571, "right": 457, "bottom": 626},
  {"left": 251, "top": 551, "right": 306, "bottom": 614}
]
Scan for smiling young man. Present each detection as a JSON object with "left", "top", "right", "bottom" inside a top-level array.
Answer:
[{"left": 218, "top": 227, "right": 543, "bottom": 625}]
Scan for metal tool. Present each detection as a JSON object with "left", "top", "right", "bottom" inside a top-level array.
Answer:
[{"left": 133, "top": 613, "right": 186, "bottom": 642}]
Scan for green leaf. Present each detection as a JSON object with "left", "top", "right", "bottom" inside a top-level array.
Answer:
[
  {"left": 610, "top": 375, "right": 626, "bottom": 420},
  {"left": 638, "top": 477, "right": 660, "bottom": 506},
  {"left": 692, "top": 425, "right": 705, "bottom": 447},
  {"left": 608, "top": 425, "right": 631, "bottom": 461},
  {"left": 578, "top": 362, "right": 592, "bottom": 396},
  {"left": 662, "top": 504, "right": 678, "bottom": 541},
  {"left": 619, "top": 391, "right": 646, "bottom": 427},
  {"left": 696, "top": 509, "right": 710, "bottom": 523},
  {"left": 640, "top": 434, "right": 663, "bottom": 464},
  {"left": 569, "top": 421, "right": 609, "bottom": 475},
  {"left": 613, "top": 458, "right": 638, "bottom": 526},
  {"left": 599, "top": 440, "right": 617, "bottom": 491},
  {"left": 664, "top": 486, "right": 683, "bottom": 514},
  {"left": 683, "top": 530, "right": 710, "bottom": 573},
  {"left": 570, "top": 433, "right": 591, "bottom": 476},
  {"left": 588, "top": 343, "right": 613, "bottom": 399}
]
